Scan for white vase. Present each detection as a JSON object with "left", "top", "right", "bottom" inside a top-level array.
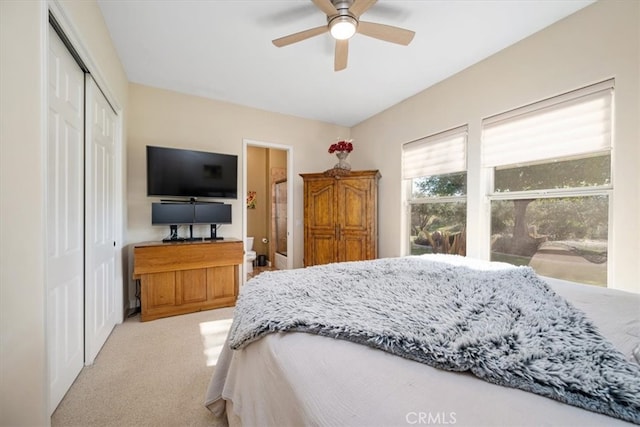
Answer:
[{"left": 334, "top": 151, "right": 351, "bottom": 170}]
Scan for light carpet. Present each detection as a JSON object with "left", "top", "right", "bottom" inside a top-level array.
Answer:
[{"left": 52, "top": 307, "right": 234, "bottom": 427}]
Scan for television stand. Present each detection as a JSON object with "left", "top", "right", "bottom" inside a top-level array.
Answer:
[{"left": 132, "top": 239, "right": 243, "bottom": 321}]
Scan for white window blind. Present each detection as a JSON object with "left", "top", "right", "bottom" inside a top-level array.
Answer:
[
  {"left": 402, "top": 126, "right": 467, "bottom": 180},
  {"left": 482, "top": 80, "right": 613, "bottom": 168}
]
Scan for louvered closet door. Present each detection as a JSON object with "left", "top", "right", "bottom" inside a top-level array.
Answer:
[{"left": 47, "top": 25, "right": 85, "bottom": 414}]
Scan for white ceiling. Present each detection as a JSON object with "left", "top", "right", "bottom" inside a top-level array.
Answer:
[{"left": 97, "top": 0, "right": 594, "bottom": 127}]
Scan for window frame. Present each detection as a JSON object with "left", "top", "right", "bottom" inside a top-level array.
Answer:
[
  {"left": 403, "top": 126, "right": 469, "bottom": 255},
  {"left": 482, "top": 80, "right": 614, "bottom": 286}
]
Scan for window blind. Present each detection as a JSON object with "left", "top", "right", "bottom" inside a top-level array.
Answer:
[
  {"left": 482, "top": 80, "right": 613, "bottom": 168},
  {"left": 402, "top": 126, "right": 467, "bottom": 180}
]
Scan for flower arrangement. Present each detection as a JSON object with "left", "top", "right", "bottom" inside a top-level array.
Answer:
[{"left": 328, "top": 139, "right": 353, "bottom": 154}]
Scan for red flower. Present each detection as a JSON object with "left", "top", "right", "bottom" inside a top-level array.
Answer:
[{"left": 328, "top": 140, "right": 353, "bottom": 153}]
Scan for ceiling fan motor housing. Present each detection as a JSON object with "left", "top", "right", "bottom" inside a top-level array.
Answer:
[{"left": 328, "top": 0, "right": 358, "bottom": 40}]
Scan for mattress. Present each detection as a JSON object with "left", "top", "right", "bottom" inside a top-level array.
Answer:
[{"left": 205, "top": 266, "right": 640, "bottom": 426}]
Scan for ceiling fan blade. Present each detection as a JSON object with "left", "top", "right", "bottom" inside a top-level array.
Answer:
[
  {"left": 358, "top": 21, "right": 415, "bottom": 45},
  {"left": 349, "top": 0, "right": 377, "bottom": 18},
  {"left": 272, "top": 25, "right": 328, "bottom": 47},
  {"left": 334, "top": 39, "right": 348, "bottom": 71},
  {"left": 312, "top": 0, "right": 338, "bottom": 16}
]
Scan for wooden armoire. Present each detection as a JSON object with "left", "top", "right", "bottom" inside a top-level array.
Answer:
[{"left": 300, "top": 170, "right": 380, "bottom": 266}]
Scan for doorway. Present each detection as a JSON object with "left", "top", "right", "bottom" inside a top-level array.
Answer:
[{"left": 243, "top": 139, "right": 294, "bottom": 281}]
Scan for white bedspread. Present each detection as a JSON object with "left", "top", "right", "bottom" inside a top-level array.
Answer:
[{"left": 205, "top": 260, "right": 640, "bottom": 426}]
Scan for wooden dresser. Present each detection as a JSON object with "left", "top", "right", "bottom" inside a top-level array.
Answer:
[
  {"left": 300, "top": 170, "right": 380, "bottom": 267},
  {"left": 132, "top": 239, "right": 243, "bottom": 321}
]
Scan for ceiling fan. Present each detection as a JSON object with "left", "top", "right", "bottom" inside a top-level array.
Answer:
[{"left": 272, "top": 0, "right": 415, "bottom": 72}]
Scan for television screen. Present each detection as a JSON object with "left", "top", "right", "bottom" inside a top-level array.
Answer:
[
  {"left": 147, "top": 145, "right": 238, "bottom": 199},
  {"left": 194, "top": 203, "right": 232, "bottom": 224},
  {"left": 151, "top": 202, "right": 232, "bottom": 225},
  {"left": 151, "top": 203, "right": 194, "bottom": 225}
]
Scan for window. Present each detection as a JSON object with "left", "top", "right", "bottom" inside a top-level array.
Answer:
[
  {"left": 403, "top": 126, "right": 467, "bottom": 256},
  {"left": 483, "top": 80, "right": 613, "bottom": 286}
]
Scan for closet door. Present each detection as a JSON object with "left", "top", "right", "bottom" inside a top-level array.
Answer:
[
  {"left": 85, "top": 76, "right": 118, "bottom": 364},
  {"left": 47, "top": 25, "right": 85, "bottom": 413}
]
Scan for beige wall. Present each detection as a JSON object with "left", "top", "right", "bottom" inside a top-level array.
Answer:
[
  {"left": 1, "top": 2, "right": 48, "bottom": 424},
  {"left": 352, "top": 0, "right": 640, "bottom": 293},
  {"left": 270, "top": 148, "right": 288, "bottom": 170},
  {"left": 126, "top": 83, "right": 349, "bottom": 273},
  {"left": 0, "top": 0, "right": 128, "bottom": 424}
]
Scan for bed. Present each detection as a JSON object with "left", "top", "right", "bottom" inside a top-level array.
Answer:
[{"left": 205, "top": 254, "right": 640, "bottom": 426}]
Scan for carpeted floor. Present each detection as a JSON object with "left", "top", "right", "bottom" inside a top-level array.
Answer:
[{"left": 51, "top": 307, "right": 235, "bottom": 427}]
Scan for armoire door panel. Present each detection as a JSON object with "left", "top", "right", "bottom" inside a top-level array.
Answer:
[
  {"left": 307, "top": 181, "right": 335, "bottom": 228},
  {"left": 339, "top": 181, "right": 370, "bottom": 231},
  {"left": 341, "top": 236, "right": 369, "bottom": 262},
  {"left": 310, "top": 235, "right": 337, "bottom": 266}
]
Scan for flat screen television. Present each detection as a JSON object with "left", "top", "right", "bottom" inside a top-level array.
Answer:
[
  {"left": 147, "top": 145, "right": 238, "bottom": 199},
  {"left": 194, "top": 203, "right": 232, "bottom": 224},
  {"left": 151, "top": 203, "right": 194, "bottom": 225},
  {"left": 151, "top": 202, "right": 232, "bottom": 225}
]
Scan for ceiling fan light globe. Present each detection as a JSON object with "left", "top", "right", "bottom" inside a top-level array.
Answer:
[{"left": 330, "top": 17, "right": 357, "bottom": 40}]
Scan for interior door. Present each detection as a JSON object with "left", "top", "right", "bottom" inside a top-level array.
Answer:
[
  {"left": 47, "top": 25, "right": 85, "bottom": 413},
  {"left": 84, "top": 76, "right": 118, "bottom": 364}
]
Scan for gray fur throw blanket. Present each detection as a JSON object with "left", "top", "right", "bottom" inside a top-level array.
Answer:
[{"left": 229, "top": 255, "right": 640, "bottom": 424}]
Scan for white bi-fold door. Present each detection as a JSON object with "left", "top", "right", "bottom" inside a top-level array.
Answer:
[
  {"left": 84, "top": 76, "right": 118, "bottom": 364},
  {"left": 47, "top": 25, "right": 85, "bottom": 412},
  {"left": 47, "top": 25, "right": 119, "bottom": 414}
]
